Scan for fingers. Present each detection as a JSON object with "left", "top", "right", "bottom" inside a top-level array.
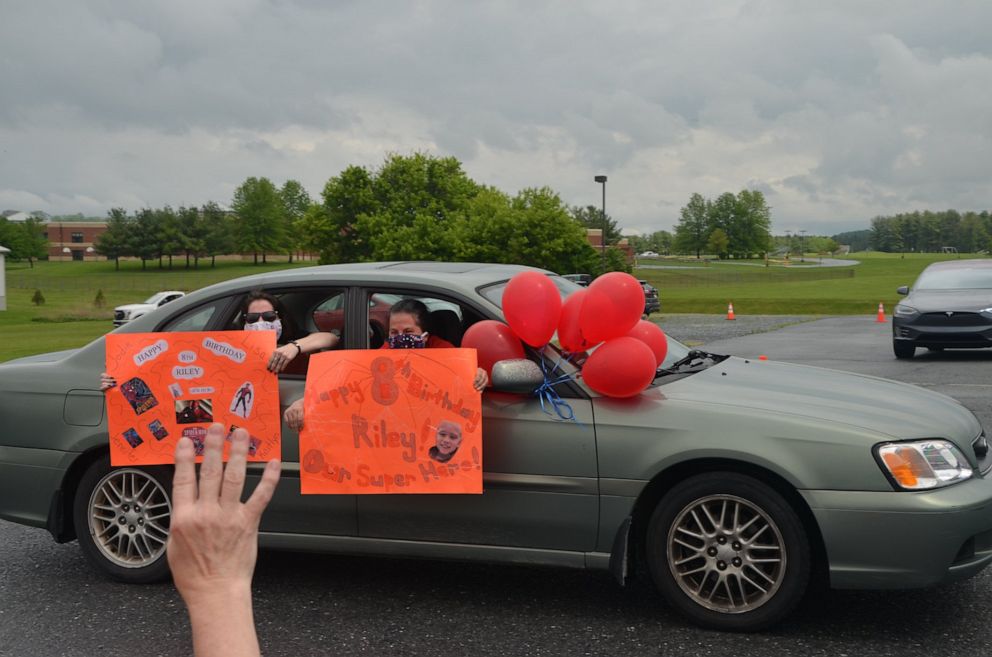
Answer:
[
  {"left": 197, "top": 423, "right": 227, "bottom": 501},
  {"left": 245, "top": 459, "right": 281, "bottom": 519},
  {"left": 172, "top": 436, "right": 198, "bottom": 508},
  {"left": 220, "top": 428, "right": 250, "bottom": 508}
]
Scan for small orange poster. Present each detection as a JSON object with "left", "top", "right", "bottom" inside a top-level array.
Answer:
[
  {"left": 300, "top": 349, "right": 483, "bottom": 494},
  {"left": 105, "top": 331, "right": 280, "bottom": 466}
]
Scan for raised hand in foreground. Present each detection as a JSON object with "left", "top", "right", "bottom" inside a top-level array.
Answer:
[{"left": 167, "top": 424, "right": 281, "bottom": 657}]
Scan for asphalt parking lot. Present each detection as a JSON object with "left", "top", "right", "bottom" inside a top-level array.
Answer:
[{"left": 2, "top": 316, "right": 991, "bottom": 657}]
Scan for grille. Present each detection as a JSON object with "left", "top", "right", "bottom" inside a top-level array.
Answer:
[{"left": 919, "top": 312, "right": 988, "bottom": 327}]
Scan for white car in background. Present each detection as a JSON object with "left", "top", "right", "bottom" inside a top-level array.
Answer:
[{"left": 113, "top": 291, "right": 185, "bottom": 326}]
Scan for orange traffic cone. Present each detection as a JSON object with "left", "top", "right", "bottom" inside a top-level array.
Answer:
[
  {"left": 875, "top": 302, "right": 886, "bottom": 323},
  {"left": 726, "top": 302, "right": 736, "bottom": 321}
]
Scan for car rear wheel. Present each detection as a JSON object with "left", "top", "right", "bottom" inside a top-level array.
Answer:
[
  {"left": 893, "top": 340, "right": 915, "bottom": 359},
  {"left": 645, "top": 472, "right": 810, "bottom": 632},
  {"left": 73, "top": 457, "right": 173, "bottom": 583}
]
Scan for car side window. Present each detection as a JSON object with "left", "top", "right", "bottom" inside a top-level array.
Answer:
[
  {"left": 367, "top": 291, "right": 467, "bottom": 348},
  {"left": 160, "top": 299, "right": 226, "bottom": 332}
]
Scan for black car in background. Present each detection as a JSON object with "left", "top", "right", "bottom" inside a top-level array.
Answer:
[
  {"left": 892, "top": 259, "right": 992, "bottom": 358},
  {"left": 562, "top": 273, "right": 592, "bottom": 286},
  {"left": 640, "top": 279, "right": 661, "bottom": 315}
]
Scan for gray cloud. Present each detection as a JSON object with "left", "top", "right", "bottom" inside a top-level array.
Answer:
[{"left": 2, "top": 0, "right": 991, "bottom": 236}]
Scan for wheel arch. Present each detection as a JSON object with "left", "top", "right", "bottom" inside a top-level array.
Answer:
[
  {"left": 50, "top": 445, "right": 110, "bottom": 543},
  {"left": 625, "top": 458, "right": 828, "bottom": 585}
]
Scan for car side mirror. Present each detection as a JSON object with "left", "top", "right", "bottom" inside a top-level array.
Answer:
[
  {"left": 491, "top": 359, "right": 545, "bottom": 394},
  {"left": 896, "top": 286, "right": 909, "bottom": 295}
]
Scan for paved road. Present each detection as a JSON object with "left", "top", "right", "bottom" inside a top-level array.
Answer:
[{"left": 2, "top": 317, "right": 991, "bottom": 657}]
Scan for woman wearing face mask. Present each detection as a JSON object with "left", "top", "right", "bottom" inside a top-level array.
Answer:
[{"left": 100, "top": 290, "right": 339, "bottom": 390}]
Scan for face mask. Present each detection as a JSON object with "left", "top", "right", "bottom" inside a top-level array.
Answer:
[
  {"left": 388, "top": 333, "right": 427, "bottom": 349},
  {"left": 245, "top": 319, "right": 282, "bottom": 340}
]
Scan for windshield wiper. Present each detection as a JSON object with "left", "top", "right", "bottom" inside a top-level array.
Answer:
[{"left": 655, "top": 349, "right": 728, "bottom": 378}]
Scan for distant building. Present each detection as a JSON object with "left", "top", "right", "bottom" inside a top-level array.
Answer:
[
  {"left": 44, "top": 221, "right": 107, "bottom": 261},
  {"left": 586, "top": 228, "right": 634, "bottom": 263}
]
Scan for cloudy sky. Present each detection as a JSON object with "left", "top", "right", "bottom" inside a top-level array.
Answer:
[{"left": 2, "top": 1, "right": 991, "bottom": 235}]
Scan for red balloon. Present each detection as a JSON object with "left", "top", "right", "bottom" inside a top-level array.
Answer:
[
  {"left": 557, "top": 289, "right": 598, "bottom": 353},
  {"left": 582, "top": 337, "right": 657, "bottom": 398},
  {"left": 502, "top": 271, "right": 563, "bottom": 347},
  {"left": 625, "top": 320, "right": 669, "bottom": 367},
  {"left": 579, "top": 272, "right": 644, "bottom": 344},
  {"left": 462, "top": 320, "right": 526, "bottom": 376}
]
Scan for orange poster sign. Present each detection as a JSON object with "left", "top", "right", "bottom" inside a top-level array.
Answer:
[
  {"left": 300, "top": 349, "right": 482, "bottom": 494},
  {"left": 105, "top": 331, "right": 280, "bottom": 466}
]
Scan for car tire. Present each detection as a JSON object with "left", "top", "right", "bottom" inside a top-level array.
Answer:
[
  {"left": 73, "top": 456, "right": 173, "bottom": 583},
  {"left": 893, "top": 340, "right": 915, "bottom": 359},
  {"left": 645, "top": 472, "right": 810, "bottom": 632}
]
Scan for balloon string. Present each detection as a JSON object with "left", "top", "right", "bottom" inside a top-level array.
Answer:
[{"left": 533, "top": 355, "right": 581, "bottom": 424}]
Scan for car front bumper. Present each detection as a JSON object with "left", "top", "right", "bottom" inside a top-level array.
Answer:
[
  {"left": 892, "top": 315, "right": 992, "bottom": 349},
  {"left": 802, "top": 474, "right": 992, "bottom": 589}
]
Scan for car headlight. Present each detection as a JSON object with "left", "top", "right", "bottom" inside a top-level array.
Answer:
[
  {"left": 876, "top": 440, "right": 973, "bottom": 490},
  {"left": 893, "top": 304, "right": 919, "bottom": 317}
]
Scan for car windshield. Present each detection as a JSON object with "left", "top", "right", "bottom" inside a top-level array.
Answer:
[
  {"left": 143, "top": 292, "right": 170, "bottom": 305},
  {"left": 479, "top": 276, "right": 691, "bottom": 369},
  {"left": 915, "top": 268, "right": 992, "bottom": 290}
]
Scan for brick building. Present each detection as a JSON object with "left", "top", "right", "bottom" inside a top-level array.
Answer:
[{"left": 43, "top": 221, "right": 107, "bottom": 261}]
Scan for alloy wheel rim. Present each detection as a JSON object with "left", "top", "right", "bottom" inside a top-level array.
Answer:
[
  {"left": 88, "top": 469, "right": 171, "bottom": 568},
  {"left": 666, "top": 494, "right": 786, "bottom": 614}
]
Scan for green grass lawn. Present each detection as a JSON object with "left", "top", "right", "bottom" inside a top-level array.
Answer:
[
  {"left": 638, "top": 252, "right": 988, "bottom": 314},
  {"left": 1, "top": 258, "right": 313, "bottom": 363},
  {"left": 1, "top": 252, "right": 988, "bottom": 363}
]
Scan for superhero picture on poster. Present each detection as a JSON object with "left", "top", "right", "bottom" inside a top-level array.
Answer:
[{"left": 105, "top": 331, "right": 280, "bottom": 466}]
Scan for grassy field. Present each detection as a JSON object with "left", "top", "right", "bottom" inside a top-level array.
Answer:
[
  {"left": 0, "top": 252, "right": 987, "bottom": 363},
  {"left": 638, "top": 252, "right": 988, "bottom": 315}
]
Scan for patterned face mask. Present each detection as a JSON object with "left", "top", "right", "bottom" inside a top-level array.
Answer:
[
  {"left": 244, "top": 319, "right": 282, "bottom": 340},
  {"left": 388, "top": 333, "right": 428, "bottom": 349}
]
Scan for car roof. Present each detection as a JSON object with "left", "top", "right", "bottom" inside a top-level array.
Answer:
[
  {"left": 923, "top": 259, "right": 992, "bottom": 271},
  {"left": 192, "top": 261, "right": 554, "bottom": 300}
]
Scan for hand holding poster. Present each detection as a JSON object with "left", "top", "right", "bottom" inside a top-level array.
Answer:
[
  {"left": 105, "top": 331, "right": 280, "bottom": 466},
  {"left": 300, "top": 349, "right": 483, "bottom": 494}
]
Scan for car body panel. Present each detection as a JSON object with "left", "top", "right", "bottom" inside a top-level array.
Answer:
[{"left": 1, "top": 261, "right": 990, "bottom": 596}]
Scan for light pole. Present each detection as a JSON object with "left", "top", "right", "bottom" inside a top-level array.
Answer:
[
  {"left": 800, "top": 229, "right": 806, "bottom": 263},
  {"left": 594, "top": 175, "right": 607, "bottom": 272},
  {"left": 785, "top": 230, "right": 792, "bottom": 259}
]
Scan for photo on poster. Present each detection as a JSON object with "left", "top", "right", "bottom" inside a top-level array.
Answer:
[
  {"left": 148, "top": 419, "right": 169, "bottom": 441},
  {"left": 225, "top": 424, "right": 262, "bottom": 456},
  {"left": 182, "top": 426, "right": 207, "bottom": 455},
  {"left": 428, "top": 420, "right": 463, "bottom": 463},
  {"left": 119, "top": 377, "right": 158, "bottom": 415},
  {"left": 122, "top": 428, "right": 143, "bottom": 449},
  {"left": 229, "top": 381, "right": 254, "bottom": 419},
  {"left": 175, "top": 399, "right": 213, "bottom": 424}
]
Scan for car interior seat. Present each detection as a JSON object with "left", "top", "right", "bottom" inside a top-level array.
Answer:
[{"left": 428, "top": 309, "right": 463, "bottom": 347}]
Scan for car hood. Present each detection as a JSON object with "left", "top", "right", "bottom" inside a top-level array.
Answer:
[
  {"left": 661, "top": 356, "right": 981, "bottom": 441},
  {"left": 902, "top": 289, "right": 992, "bottom": 312},
  {"left": 115, "top": 303, "right": 152, "bottom": 312}
]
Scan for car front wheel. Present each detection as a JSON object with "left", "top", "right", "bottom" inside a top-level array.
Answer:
[
  {"left": 893, "top": 340, "right": 915, "bottom": 359},
  {"left": 73, "top": 457, "right": 173, "bottom": 583},
  {"left": 646, "top": 472, "right": 810, "bottom": 632}
]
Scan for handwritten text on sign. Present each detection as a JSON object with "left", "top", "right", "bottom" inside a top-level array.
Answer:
[{"left": 299, "top": 349, "right": 482, "bottom": 494}]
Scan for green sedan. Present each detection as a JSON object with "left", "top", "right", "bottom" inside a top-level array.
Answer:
[{"left": 1, "top": 261, "right": 990, "bottom": 632}]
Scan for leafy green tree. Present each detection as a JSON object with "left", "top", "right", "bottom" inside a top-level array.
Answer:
[
  {"left": 130, "top": 209, "right": 161, "bottom": 270},
  {"left": 314, "top": 165, "right": 377, "bottom": 263},
  {"left": 280, "top": 180, "right": 311, "bottom": 263},
  {"left": 707, "top": 228, "right": 730, "bottom": 259},
  {"left": 8, "top": 217, "right": 48, "bottom": 267},
  {"left": 571, "top": 205, "right": 621, "bottom": 245},
  {"left": 231, "top": 177, "right": 285, "bottom": 264},
  {"left": 155, "top": 206, "right": 182, "bottom": 269},
  {"left": 176, "top": 205, "right": 206, "bottom": 268},
  {"left": 201, "top": 202, "right": 234, "bottom": 267},
  {"left": 674, "top": 193, "right": 710, "bottom": 257},
  {"left": 96, "top": 208, "right": 132, "bottom": 270}
]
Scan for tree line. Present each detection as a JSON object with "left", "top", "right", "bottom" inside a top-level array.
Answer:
[
  {"left": 672, "top": 190, "right": 773, "bottom": 259},
  {"left": 870, "top": 210, "right": 992, "bottom": 253}
]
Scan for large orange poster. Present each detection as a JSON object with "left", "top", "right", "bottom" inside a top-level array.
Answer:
[
  {"left": 105, "top": 331, "right": 280, "bottom": 466},
  {"left": 300, "top": 349, "right": 482, "bottom": 494}
]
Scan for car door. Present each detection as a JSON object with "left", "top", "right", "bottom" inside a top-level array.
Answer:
[
  {"left": 190, "top": 286, "right": 359, "bottom": 537},
  {"left": 354, "top": 287, "right": 599, "bottom": 552}
]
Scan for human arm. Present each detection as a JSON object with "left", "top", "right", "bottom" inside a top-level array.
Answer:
[
  {"left": 100, "top": 372, "right": 117, "bottom": 391},
  {"left": 284, "top": 397, "right": 305, "bottom": 432},
  {"left": 473, "top": 367, "right": 489, "bottom": 392},
  {"left": 267, "top": 332, "right": 339, "bottom": 373},
  {"left": 167, "top": 424, "right": 281, "bottom": 657}
]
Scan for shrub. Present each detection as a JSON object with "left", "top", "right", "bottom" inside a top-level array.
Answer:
[
  {"left": 94, "top": 289, "right": 106, "bottom": 308},
  {"left": 31, "top": 289, "right": 45, "bottom": 306}
]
